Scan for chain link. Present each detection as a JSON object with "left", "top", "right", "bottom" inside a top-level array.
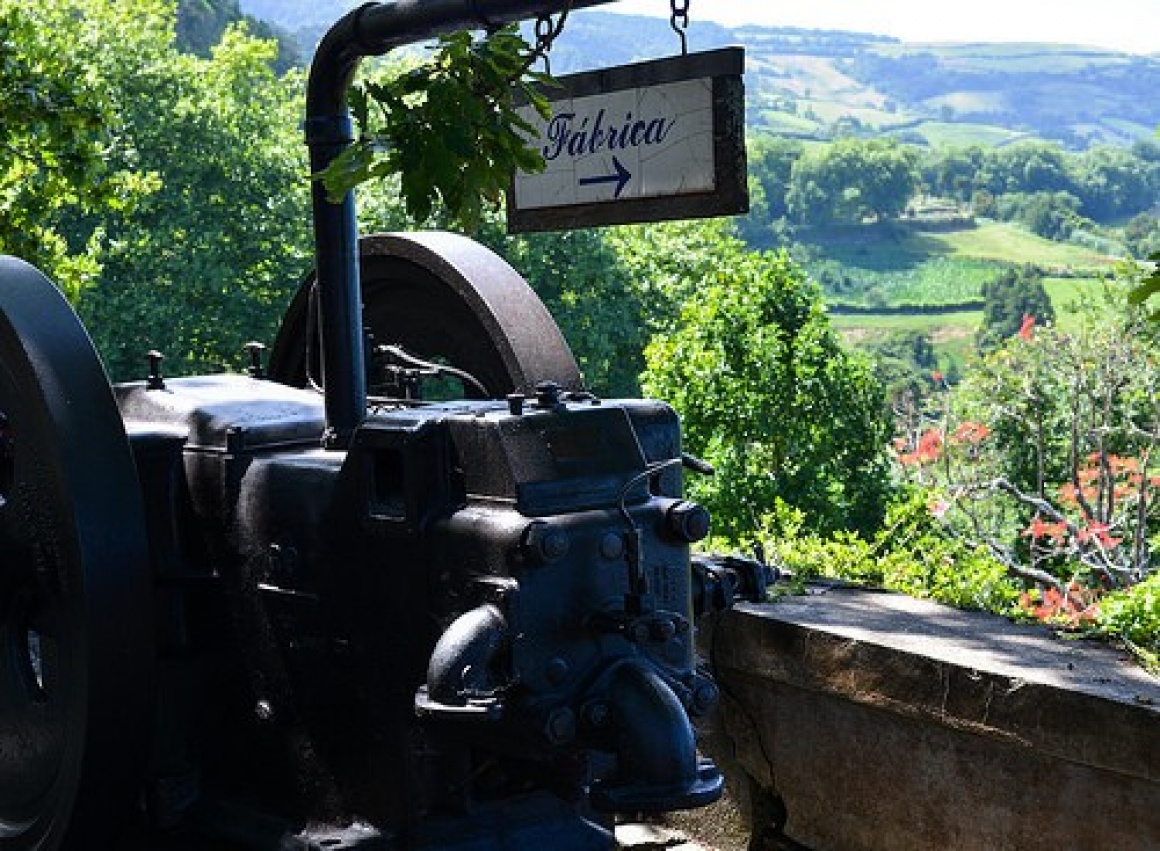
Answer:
[
  {"left": 670, "top": 0, "right": 690, "bottom": 55},
  {"left": 531, "top": 2, "right": 572, "bottom": 76}
]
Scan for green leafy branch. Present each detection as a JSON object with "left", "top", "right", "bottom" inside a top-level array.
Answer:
[
  {"left": 316, "top": 25, "right": 554, "bottom": 231},
  {"left": 1127, "top": 251, "right": 1160, "bottom": 323}
]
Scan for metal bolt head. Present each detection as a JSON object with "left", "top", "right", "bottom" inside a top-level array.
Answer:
[
  {"left": 692, "top": 679, "right": 720, "bottom": 714},
  {"left": 244, "top": 341, "right": 267, "bottom": 379},
  {"left": 667, "top": 500, "right": 711, "bottom": 543},
  {"left": 523, "top": 521, "right": 570, "bottom": 564},
  {"left": 543, "top": 706, "right": 576, "bottom": 745},
  {"left": 534, "top": 380, "right": 562, "bottom": 409},
  {"left": 582, "top": 701, "right": 611, "bottom": 730},
  {"left": 599, "top": 531, "right": 625, "bottom": 560},
  {"left": 145, "top": 350, "right": 166, "bottom": 390}
]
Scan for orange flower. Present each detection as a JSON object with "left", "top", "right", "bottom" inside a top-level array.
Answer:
[
  {"left": 1076, "top": 522, "right": 1121, "bottom": 550},
  {"left": 1022, "top": 517, "right": 1068, "bottom": 543},
  {"left": 951, "top": 420, "right": 990, "bottom": 444}
]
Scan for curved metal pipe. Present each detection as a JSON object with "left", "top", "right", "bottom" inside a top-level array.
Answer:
[
  {"left": 590, "top": 661, "right": 724, "bottom": 813},
  {"left": 425, "top": 604, "right": 508, "bottom": 705},
  {"left": 304, "top": 0, "right": 616, "bottom": 446},
  {"left": 609, "top": 662, "right": 697, "bottom": 786}
]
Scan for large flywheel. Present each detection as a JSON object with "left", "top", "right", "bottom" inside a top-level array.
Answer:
[
  {"left": 0, "top": 257, "right": 153, "bottom": 850},
  {"left": 269, "top": 232, "right": 583, "bottom": 399}
]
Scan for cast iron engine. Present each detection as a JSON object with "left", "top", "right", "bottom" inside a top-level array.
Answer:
[{"left": 0, "top": 3, "right": 765, "bottom": 849}]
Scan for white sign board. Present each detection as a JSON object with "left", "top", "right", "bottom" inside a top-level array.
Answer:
[
  {"left": 513, "top": 77, "right": 716, "bottom": 209},
  {"left": 507, "top": 48, "right": 747, "bottom": 233}
]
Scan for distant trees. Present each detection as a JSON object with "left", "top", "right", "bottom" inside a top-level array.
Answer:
[
  {"left": 78, "top": 9, "right": 311, "bottom": 380},
  {"left": 737, "top": 136, "right": 803, "bottom": 246},
  {"left": 738, "top": 136, "right": 1158, "bottom": 249},
  {"left": 1, "top": 0, "right": 314, "bottom": 380},
  {"left": 976, "top": 266, "right": 1055, "bottom": 351},
  {"left": 176, "top": 0, "right": 301, "bottom": 71},
  {"left": 994, "top": 191, "right": 1085, "bottom": 241},
  {"left": 919, "top": 141, "right": 1160, "bottom": 227},
  {"left": 786, "top": 138, "right": 920, "bottom": 227}
]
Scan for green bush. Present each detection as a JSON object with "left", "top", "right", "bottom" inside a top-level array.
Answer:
[
  {"left": 1098, "top": 572, "right": 1160, "bottom": 672},
  {"left": 766, "top": 488, "right": 1023, "bottom": 615}
]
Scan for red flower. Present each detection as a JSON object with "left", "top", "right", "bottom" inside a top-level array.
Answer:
[
  {"left": 915, "top": 428, "right": 943, "bottom": 463},
  {"left": 930, "top": 370, "right": 944, "bottom": 384},
  {"left": 951, "top": 420, "right": 990, "bottom": 444},
  {"left": 1022, "top": 516, "right": 1068, "bottom": 543},
  {"left": 1017, "top": 314, "right": 1035, "bottom": 341},
  {"left": 1076, "top": 522, "right": 1121, "bottom": 550}
]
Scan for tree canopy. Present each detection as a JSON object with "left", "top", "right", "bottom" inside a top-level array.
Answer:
[{"left": 641, "top": 226, "right": 892, "bottom": 541}]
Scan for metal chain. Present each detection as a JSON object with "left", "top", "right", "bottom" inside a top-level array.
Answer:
[
  {"left": 531, "top": 2, "right": 572, "bottom": 76},
  {"left": 670, "top": 0, "right": 690, "bottom": 55}
]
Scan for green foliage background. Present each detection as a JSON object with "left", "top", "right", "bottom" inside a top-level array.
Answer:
[{"left": 2, "top": 0, "right": 1156, "bottom": 662}]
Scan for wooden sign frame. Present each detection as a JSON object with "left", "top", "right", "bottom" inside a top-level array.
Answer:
[{"left": 507, "top": 47, "right": 748, "bottom": 233}]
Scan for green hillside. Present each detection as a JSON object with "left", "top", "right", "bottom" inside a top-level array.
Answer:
[{"left": 238, "top": 4, "right": 1160, "bottom": 151}]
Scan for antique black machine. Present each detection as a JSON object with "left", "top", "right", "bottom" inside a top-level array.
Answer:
[{"left": 0, "top": 2, "right": 766, "bottom": 849}]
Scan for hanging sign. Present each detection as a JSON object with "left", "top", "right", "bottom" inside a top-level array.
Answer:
[{"left": 507, "top": 47, "right": 747, "bottom": 233}]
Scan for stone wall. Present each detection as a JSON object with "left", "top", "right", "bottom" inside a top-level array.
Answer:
[{"left": 700, "top": 585, "right": 1160, "bottom": 851}]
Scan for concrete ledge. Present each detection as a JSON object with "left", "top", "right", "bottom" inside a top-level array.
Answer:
[{"left": 706, "top": 584, "right": 1160, "bottom": 851}]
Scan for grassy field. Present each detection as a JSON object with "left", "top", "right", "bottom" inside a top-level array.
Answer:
[
  {"left": 814, "top": 220, "right": 1116, "bottom": 370},
  {"left": 907, "top": 121, "right": 1026, "bottom": 148},
  {"left": 831, "top": 309, "right": 982, "bottom": 370}
]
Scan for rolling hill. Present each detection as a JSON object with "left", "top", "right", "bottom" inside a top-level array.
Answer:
[{"left": 239, "top": 3, "right": 1160, "bottom": 151}]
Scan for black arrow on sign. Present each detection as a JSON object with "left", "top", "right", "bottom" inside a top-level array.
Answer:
[{"left": 578, "top": 155, "right": 632, "bottom": 199}]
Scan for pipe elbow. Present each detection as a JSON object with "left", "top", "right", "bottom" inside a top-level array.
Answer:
[
  {"left": 425, "top": 604, "right": 509, "bottom": 706},
  {"left": 590, "top": 662, "right": 723, "bottom": 813}
]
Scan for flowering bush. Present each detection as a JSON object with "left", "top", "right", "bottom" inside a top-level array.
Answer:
[{"left": 889, "top": 275, "right": 1158, "bottom": 667}]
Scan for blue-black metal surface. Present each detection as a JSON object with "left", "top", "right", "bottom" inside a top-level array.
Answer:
[
  {"left": 0, "top": 257, "right": 153, "bottom": 850},
  {"left": 0, "top": 3, "right": 759, "bottom": 849}
]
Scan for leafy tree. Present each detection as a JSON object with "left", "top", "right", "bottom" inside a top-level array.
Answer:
[
  {"left": 0, "top": 1, "right": 156, "bottom": 300},
  {"left": 641, "top": 239, "right": 892, "bottom": 541},
  {"left": 41, "top": 0, "right": 314, "bottom": 379},
  {"left": 994, "top": 191, "right": 1085, "bottom": 241},
  {"left": 920, "top": 145, "right": 987, "bottom": 202},
  {"left": 787, "top": 138, "right": 919, "bottom": 227},
  {"left": 978, "top": 141, "right": 1071, "bottom": 195},
  {"left": 737, "top": 136, "right": 804, "bottom": 247},
  {"left": 920, "top": 277, "right": 1158, "bottom": 594},
  {"left": 1068, "top": 145, "right": 1158, "bottom": 222},
  {"left": 863, "top": 331, "right": 941, "bottom": 414},
  {"left": 487, "top": 226, "right": 646, "bottom": 397},
  {"left": 976, "top": 266, "right": 1055, "bottom": 352}
]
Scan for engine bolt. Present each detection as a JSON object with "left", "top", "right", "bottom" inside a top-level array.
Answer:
[
  {"left": 582, "top": 701, "right": 611, "bottom": 730},
  {"left": 244, "top": 341, "right": 267, "bottom": 379},
  {"left": 693, "top": 680, "right": 720, "bottom": 714},
  {"left": 599, "top": 532, "right": 624, "bottom": 560},
  {"left": 666, "top": 500, "right": 711, "bottom": 543},
  {"left": 543, "top": 707, "right": 576, "bottom": 745},
  {"left": 534, "top": 380, "right": 562, "bottom": 409},
  {"left": 146, "top": 350, "right": 166, "bottom": 390},
  {"left": 523, "top": 521, "right": 569, "bottom": 563}
]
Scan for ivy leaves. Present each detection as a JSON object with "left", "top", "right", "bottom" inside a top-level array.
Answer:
[{"left": 317, "top": 25, "right": 553, "bottom": 231}]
